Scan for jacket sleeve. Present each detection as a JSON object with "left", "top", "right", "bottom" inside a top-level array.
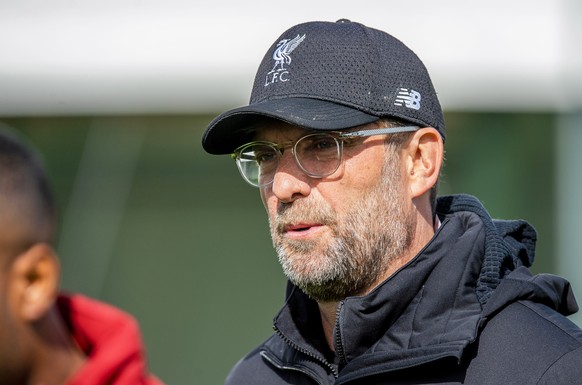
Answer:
[{"left": 537, "top": 346, "right": 582, "bottom": 384}]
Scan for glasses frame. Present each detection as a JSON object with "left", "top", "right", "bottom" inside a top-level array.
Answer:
[{"left": 231, "top": 125, "right": 420, "bottom": 188}]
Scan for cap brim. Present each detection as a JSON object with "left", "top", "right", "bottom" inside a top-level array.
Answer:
[{"left": 202, "top": 97, "right": 379, "bottom": 154}]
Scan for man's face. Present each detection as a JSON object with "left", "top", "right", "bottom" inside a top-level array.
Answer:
[
  {"left": 258, "top": 123, "right": 417, "bottom": 302},
  {"left": 0, "top": 256, "right": 28, "bottom": 383}
]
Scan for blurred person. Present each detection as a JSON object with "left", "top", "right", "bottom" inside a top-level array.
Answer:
[
  {"left": 0, "top": 124, "right": 164, "bottom": 385},
  {"left": 201, "top": 20, "right": 582, "bottom": 384}
]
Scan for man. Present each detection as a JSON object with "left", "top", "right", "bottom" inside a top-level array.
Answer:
[
  {"left": 202, "top": 19, "right": 582, "bottom": 384},
  {"left": 0, "top": 125, "right": 164, "bottom": 385}
]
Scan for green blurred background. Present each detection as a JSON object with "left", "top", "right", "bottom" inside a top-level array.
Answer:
[{"left": 1, "top": 111, "right": 561, "bottom": 384}]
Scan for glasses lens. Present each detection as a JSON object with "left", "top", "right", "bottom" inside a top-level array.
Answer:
[
  {"left": 234, "top": 133, "right": 342, "bottom": 187},
  {"left": 295, "top": 134, "right": 341, "bottom": 177},
  {"left": 236, "top": 143, "right": 279, "bottom": 187}
]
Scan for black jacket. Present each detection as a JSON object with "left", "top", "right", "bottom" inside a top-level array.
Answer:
[{"left": 226, "top": 195, "right": 582, "bottom": 384}]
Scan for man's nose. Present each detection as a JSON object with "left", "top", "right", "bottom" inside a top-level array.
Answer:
[{"left": 270, "top": 151, "right": 311, "bottom": 203}]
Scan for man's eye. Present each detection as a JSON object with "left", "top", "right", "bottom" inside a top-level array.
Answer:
[
  {"left": 309, "top": 137, "right": 337, "bottom": 152},
  {"left": 255, "top": 151, "right": 276, "bottom": 164}
]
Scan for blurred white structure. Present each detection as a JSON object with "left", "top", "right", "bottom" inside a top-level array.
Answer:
[{"left": 0, "top": 0, "right": 579, "bottom": 115}]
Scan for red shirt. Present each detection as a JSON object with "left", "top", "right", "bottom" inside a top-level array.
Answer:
[{"left": 57, "top": 294, "right": 164, "bottom": 385}]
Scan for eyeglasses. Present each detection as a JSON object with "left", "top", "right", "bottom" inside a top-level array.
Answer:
[{"left": 231, "top": 126, "right": 419, "bottom": 187}]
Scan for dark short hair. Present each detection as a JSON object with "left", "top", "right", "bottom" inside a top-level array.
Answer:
[{"left": 0, "top": 124, "right": 56, "bottom": 252}]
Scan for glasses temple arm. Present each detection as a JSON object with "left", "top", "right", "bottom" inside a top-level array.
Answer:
[{"left": 339, "top": 126, "right": 420, "bottom": 138}]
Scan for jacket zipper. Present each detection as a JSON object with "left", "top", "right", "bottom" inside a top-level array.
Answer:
[
  {"left": 273, "top": 325, "right": 339, "bottom": 379},
  {"left": 334, "top": 302, "right": 348, "bottom": 367},
  {"left": 261, "top": 351, "right": 327, "bottom": 385}
]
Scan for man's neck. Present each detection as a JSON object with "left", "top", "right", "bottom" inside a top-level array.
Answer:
[
  {"left": 317, "top": 301, "right": 339, "bottom": 351},
  {"left": 28, "top": 307, "right": 86, "bottom": 385}
]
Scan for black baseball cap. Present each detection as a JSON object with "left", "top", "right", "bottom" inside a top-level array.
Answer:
[{"left": 202, "top": 19, "right": 445, "bottom": 155}]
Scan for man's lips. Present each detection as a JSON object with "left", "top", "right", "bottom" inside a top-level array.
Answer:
[{"left": 283, "top": 223, "right": 325, "bottom": 238}]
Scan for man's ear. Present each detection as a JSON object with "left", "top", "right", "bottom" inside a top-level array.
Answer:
[
  {"left": 404, "top": 127, "right": 444, "bottom": 199},
  {"left": 9, "top": 243, "right": 60, "bottom": 322}
]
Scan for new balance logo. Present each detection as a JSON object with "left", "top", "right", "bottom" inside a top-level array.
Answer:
[{"left": 394, "top": 88, "right": 421, "bottom": 110}]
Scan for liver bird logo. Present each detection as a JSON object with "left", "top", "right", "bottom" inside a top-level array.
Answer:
[{"left": 270, "top": 34, "right": 306, "bottom": 73}]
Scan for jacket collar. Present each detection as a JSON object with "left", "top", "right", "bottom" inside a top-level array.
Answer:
[{"left": 271, "top": 194, "right": 575, "bottom": 376}]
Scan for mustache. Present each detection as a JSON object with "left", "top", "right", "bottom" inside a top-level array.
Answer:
[{"left": 273, "top": 200, "right": 337, "bottom": 233}]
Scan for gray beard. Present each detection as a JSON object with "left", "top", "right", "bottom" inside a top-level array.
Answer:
[{"left": 269, "top": 153, "right": 416, "bottom": 302}]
